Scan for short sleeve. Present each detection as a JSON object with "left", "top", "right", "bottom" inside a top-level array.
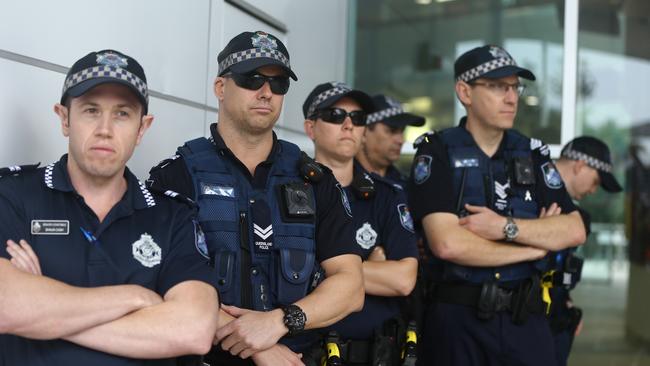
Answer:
[
  {"left": 531, "top": 143, "right": 578, "bottom": 214},
  {"left": 156, "top": 205, "right": 217, "bottom": 295},
  {"left": 147, "top": 156, "right": 196, "bottom": 199},
  {"left": 379, "top": 188, "right": 418, "bottom": 261},
  {"left": 313, "top": 173, "right": 362, "bottom": 262},
  {"left": 408, "top": 136, "right": 456, "bottom": 222},
  {"left": 0, "top": 178, "right": 30, "bottom": 259}
]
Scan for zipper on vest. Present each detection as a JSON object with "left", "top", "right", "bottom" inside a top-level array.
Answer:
[{"left": 239, "top": 211, "right": 253, "bottom": 309}]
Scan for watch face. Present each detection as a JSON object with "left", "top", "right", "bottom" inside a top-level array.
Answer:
[{"left": 283, "top": 305, "right": 306, "bottom": 335}]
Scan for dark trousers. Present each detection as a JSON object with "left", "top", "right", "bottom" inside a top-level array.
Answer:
[
  {"left": 553, "top": 329, "right": 574, "bottom": 366},
  {"left": 417, "top": 302, "right": 556, "bottom": 366}
]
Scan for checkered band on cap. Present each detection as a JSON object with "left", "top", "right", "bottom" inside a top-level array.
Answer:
[
  {"left": 218, "top": 48, "right": 290, "bottom": 75},
  {"left": 456, "top": 57, "right": 517, "bottom": 82},
  {"left": 561, "top": 148, "right": 612, "bottom": 173},
  {"left": 62, "top": 65, "right": 149, "bottom": 102},
  {"left": 367, "top": 107, "right": 404, "bottom": 124},
  {"left": 307, "top": 84, "right": 352, "bottom": 118}
]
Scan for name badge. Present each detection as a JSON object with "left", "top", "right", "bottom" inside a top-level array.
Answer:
[{"left": 31, "top": 220, "right": 70, "bottom": 235}]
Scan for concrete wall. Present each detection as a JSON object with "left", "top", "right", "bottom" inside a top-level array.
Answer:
[{"left": 0, "top": 0, "right": 349, "bottom": 178}]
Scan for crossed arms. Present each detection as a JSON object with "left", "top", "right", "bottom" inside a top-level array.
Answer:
[
  {"left": 423, "top": 203, "right": 586, "bottom": 267},
  {"left": 0, "top": 239, "right": 219, "bottom": 359}
]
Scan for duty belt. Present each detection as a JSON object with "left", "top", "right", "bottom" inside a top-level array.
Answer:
[{"left": 433, "top": 279, "right": 544, "bottom": 324}]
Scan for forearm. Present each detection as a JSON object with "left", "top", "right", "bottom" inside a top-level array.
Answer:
[
  {"left": 0, "top": 259, "right": 156, "bottom": 339},
  {"left": 363, "top": 258, "right": 417, "bottom": 297},
  {"left": 64, "top": 281, "right": 219, "bottom": 358},
  {"left": 295, "top": 255, "right": 364, "bottom": 329},
  {"left": 514, "top": 211, "right": 586, "bottom": 250},
  {"left": 424, "top": 214, "right": 545, "bottom": 267}
]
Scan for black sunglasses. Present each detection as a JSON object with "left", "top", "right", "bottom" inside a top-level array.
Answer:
[
  {"left": 310, "top": 108, "right": 367, "bottom": 126},
  {"left": 226, "top": 72, "right": 290, "bottom": 95}
]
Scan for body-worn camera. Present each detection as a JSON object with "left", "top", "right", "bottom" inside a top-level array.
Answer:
[
  {"left": 513, "top": 157, "right": 535, "bottom": 185},
  {"left": 281, "top": 182, "right": 315, "bottom": 218}
]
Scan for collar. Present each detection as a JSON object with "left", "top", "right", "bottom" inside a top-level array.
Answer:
[
  {"left": 385, "top": 164, "right": 406, "bottom": 181},
  {"left": 43, "top": 154, "right": 156, "bottom": 210},
  {"left": 209, "top": 123, "right": 280, "bottom": 165},
  {"left": 458, "top": 117, "right": 508, "bottom": 158}
]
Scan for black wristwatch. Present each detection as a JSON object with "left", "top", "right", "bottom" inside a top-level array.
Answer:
[
  {"left": 503, "top": 216, "right": 519, "bottom": 242},
  {"left": 281, "top": 304, "right": 306, "bottom": 336}
]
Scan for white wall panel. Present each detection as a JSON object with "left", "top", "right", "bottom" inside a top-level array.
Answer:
[
  {"left": 0, "top": 0, "right": 349, "bottom": 173},
  {"left": 0, "top": 59, "right": 68, "bottom": 167},
  {"left": 0, "top": 0, "right": 212, "bottom": 104},
  {"left": 129, "top": 99, "right": 206, "bottom": 180}
]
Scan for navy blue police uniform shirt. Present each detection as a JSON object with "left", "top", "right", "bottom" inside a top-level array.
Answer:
[
  {"left": 385, "top": 164, "right": 409, "bottom": 190},
  {"left": 326, "top": 161, "right": 418, "bottom": 340},
  {"left": 408, "top": 119, "right": 578, "bottom": 234},
  {"left": 0, "top": 155, "right": 216, "bottom": 366},
  {"left": 147, "top": 123, "right": 360, "bottom": 263}
]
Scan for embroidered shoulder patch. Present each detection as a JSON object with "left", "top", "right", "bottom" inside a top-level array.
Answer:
[
  {"left": 413, "top": 155, "right": 432, "bottom": 184},
  {"left": 397, "top": 204, "right": 415, "bottom": 233},
  {"left": 541, "top": 162, "right": 563, "bottom": 189}
]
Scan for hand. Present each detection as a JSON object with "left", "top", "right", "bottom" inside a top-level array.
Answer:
[
  {"left": 539, "top": 202, "right": 562, "bottom": 218},
  {"left": 6, "top": 239, "right": 41, "bottom": 275},
  {"left": 574, "top": 318, "right": 584, "bottom": 337},
  {"left": 215, "top": 305, "right": 287, "bottom": 359},
  {"left": 367, "top": 246, "right": 386, "bottom": 262},
  {"left": 528, "top": 246, "right": 548, "bottom": 260},
  {"left": 251, "top": 343, "right": 305, "bottom": 366},
  {"left": 458, "top": 204, "right": 507, "bottom": 241}
]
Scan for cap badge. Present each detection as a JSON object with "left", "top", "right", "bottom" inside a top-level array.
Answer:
[
  {"left": 96, "top": 52, "right": 128, "bottom": 67},
  {"left": 385, "top": 96, "right": 401, "bottom": 109},
  {"left": 489, "top": 46, "right": 511, "bottom": 60},
  {"left": 330, "top": 81, "right": 351, "bottom": 90},
  {"left": 251, "top": 32, "right": 278, "bottom": 51}
]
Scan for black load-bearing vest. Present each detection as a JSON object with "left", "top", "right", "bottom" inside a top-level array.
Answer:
[
  {"left": 179, "top": 137, "right": 317, "bottom": 311},
  {"left": 437, "top": 126, "right": 547, "bottom": 283}
]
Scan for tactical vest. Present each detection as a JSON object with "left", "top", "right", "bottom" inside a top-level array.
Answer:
[
  {"left": 179, "top": 137, "right": 317, "bottom": 311},
  {"left": 438, "top": 126, "right": 546, "bottom": 283}
]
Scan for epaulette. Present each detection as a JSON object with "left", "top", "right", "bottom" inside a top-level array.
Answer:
[
  {"left": 529, "top": 137, "right": 550, "bottom": 157},
  {"left": 413, "top": 131, "right": 436, "bottom": 149},
  {"left": 369, "top": 172, "right": 405, "bottom": 193},
  {"left": 0, "top": 163, "right": 40, "bottom": 178},
  {"left": 147, "top": 186, "right": 197, "bottom": 208},
  {"left": 148, "top": 154, "right": 181, "bottom": 174},
  {"left": 299, "top": 151, "right": 330, "bottom": 183}
]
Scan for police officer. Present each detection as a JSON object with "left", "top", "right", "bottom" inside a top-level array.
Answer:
[
  {"left": 0, "top": 50, "right": 219, "bottom": 365},
  {"left": 549, "top": 136, "right": 622, "bottom": 366},
  {"left": 356, "top": 94, "right": 428, "bottom": 335},
  {"left": 355, "top": 94, "right": 425, "bottom": 188},
  {"left": 409, "top": 45, "right": 587, "bottom": 365},
  {"left": 147, "top": 32, "right": 364, "bottom": 366},
  {"left": 303, "top": 82, "right": 418, "bottom": 366}
]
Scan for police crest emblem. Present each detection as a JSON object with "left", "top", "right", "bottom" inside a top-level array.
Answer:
[
  {"left": 541, "top": 162, "right": 563, "bottom": 189},
  {"left": 96, "top": 51, "right": 128, "bottom": 67},
  {"left": 132, "top": 233, "right": 162, "bottom": 268},
  {"left": 489, "top": 46, "right": 512, "bottom": 60},
  {"left": 356, "top": 222, "right": 378, "bottom": 249},
  {"left": 397, "top": 204, "right": 414, "bottom": 233},
  {"left": 251, "top": 31, "right": 277, "bottom": 51},
  {"left": 413, "top": 155, "right": 432, "bottom": 184}
]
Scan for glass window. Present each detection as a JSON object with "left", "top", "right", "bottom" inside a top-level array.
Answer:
[
  {"left": 576, "top": 0, "right": 650, "bottom": 262},
  {"left": 351, "top": 0, "right": 566, "bottom": 146}
]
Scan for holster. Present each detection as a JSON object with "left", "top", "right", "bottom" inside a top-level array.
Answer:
[
  {"left": 511, "top": 276, "right": 541, "bottom": 325},
  {"left": 477, "top": 281, "right": 512, "bottom": 320}
]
